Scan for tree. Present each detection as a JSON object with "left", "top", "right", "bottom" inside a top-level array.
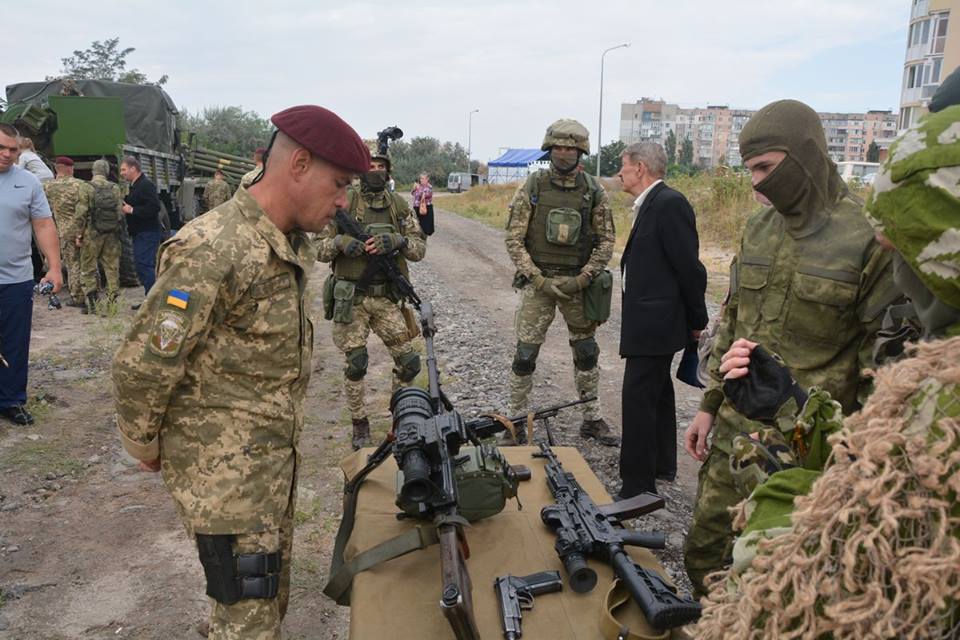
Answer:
[
  {"left": 180, "top": 106, "right": 271, "bottom": 157},
  {"left": 665, "top": 130, "right": 677, "bottom": 164},
  {"left": 866, "top": 141, "right": 880, "bottom": 163},
  {"left": 387, "top": 136, "right": 470, "bottom": 185},
  {"left": 58, "top": 37, "right": 168, "bottom": 85},
  {"left": 679, "top": 138, "right": 694, "bottom": 167},
  {"left": 581, "top": 140, "right": 626, "bottom": 177}
]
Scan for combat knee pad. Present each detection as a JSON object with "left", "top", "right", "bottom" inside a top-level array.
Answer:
[
  {"left": 344, "top": 347, "right": 369, "bottom": 381},
  {"left": 571, "top": 337, "right": 599, "bottom": 371},
  {"left": 512, "top": 341, "right": 542, "bottom": 376},
  {"left": 393, "top": 350, "right": 421, "bottom": 383},
  {"left": 196, "top": 534, "right": 281, "bottom": 605}
]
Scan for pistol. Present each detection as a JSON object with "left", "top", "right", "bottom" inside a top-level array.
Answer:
[{"left": 494, "top": 570, "right": 562, "bottom": 639}]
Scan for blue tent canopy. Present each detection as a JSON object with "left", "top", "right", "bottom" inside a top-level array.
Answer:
[{"left": 489, "top": 148, "right": 548, "bottom": 167}]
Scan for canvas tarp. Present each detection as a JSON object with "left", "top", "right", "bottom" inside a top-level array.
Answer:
[{"left": 6, "top": 79, "right": 179, "bottom": 153}]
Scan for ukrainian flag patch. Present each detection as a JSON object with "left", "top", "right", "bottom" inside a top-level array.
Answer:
[{"left": 166, "top": 289, "right": 190, "bottom": 310}]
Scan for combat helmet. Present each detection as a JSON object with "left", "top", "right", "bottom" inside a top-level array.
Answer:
[
  {"left": 367, "top": 141, "right": 391, "bottom": 173},
  {"left": 541, "top": 119, "right": 590, "bottom": 154}
]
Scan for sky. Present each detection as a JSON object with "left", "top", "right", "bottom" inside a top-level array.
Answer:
[{"left": 2, "top": 0, "right": 911, "bottom": 162}]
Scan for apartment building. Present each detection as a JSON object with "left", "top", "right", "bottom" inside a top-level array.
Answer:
[
  {"left": 899, "top": 0, "right": 958, "bottom": 131},
  {"left": 620, "top": 99, "right": 898, "bottom": 169}
]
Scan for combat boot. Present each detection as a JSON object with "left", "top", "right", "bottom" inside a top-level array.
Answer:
[
  {"left": 580, "top": 418, "right": 621, "bottom": 447},
  {"left": 351, "top": 417, "right": 371, "bottom": 451},
  {"left": 65, "top": 294, "right": 86, "bottom": 308},
  {"left": 80, "top": 291, "right": 99, "bottom": 315}
]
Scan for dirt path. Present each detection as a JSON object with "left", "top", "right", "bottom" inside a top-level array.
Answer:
[{"left": 0, "top": 206, "right": 724, "bottom": 639}]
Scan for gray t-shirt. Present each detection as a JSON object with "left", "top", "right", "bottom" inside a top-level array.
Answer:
[{"left": 0, "top": 165, "right": 52, "bottom": 284}]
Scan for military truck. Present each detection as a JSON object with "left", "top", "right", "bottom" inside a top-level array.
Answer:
[{"left": 2, "top": 79, "right": 256, "bottom": 286}]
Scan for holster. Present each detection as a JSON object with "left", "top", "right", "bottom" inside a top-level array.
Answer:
[{"left": 196, "top": 534, "right": 281, "bottom": 605}]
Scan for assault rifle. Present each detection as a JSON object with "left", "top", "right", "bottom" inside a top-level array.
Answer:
[
  {"left": 333, "top": 208, "right": 421, "bottom": 310},
  {"left": 533, "top": 442, "right": 703, "bottom": 630}
]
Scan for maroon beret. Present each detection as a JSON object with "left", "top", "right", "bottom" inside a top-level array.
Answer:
[
  {"left": 270, "top": 105, "right": 370, "bottom": 174},
  {"left": 54, "top": 156, "right": 74, "bottom": 166}
]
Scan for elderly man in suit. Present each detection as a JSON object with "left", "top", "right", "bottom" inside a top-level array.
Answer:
[{"left": 616, "top": 142, "right": 708, "bottom": 498}]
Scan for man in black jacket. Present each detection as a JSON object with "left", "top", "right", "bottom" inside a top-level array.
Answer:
[
  {"left": 616, "top": 142, "right": 707, "bottom": 497},
  {"left": 119, "top": 155, "right": 162, "bottom": 308}
]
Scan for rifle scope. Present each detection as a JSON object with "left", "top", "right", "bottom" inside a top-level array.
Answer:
[{"left": 391, "top": 387, "right": 435, "bottom": 504}]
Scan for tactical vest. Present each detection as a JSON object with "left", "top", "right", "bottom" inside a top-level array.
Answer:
[
  {"left": 524, "top": 170, "right": 598, "bottom": 275},
  {"left": 333, "top": 189, "right": 409, "bottom": 285}
]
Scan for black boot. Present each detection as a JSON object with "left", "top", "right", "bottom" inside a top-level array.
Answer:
[
  {"left": 351, "top": 417, "right": 371, "bottom": 451},
  {"left": 579, "top": 418, "right": 621, "bottom": 447},
  {"left": 80, "top": 291, "right": 99, "bottom": 315}
]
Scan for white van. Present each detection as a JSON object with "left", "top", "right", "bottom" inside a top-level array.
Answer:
[
  {"left": 447, "top": 172, "right": 487, "bottom": 193},
  {"left": 836, "top": 161, "right": 880, "bottom": 184}
]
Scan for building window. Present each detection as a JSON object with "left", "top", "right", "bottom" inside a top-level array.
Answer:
[
  {"left": 900, "top": 107, "right": 914, "bottom": 130},
  {"left": 933, "top": 14, "right": 949, "bottom": 54},
  {"left": 932, "top": 57, "right": 943, "bottom": 83}
]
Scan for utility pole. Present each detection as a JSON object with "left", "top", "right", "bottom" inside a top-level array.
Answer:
[{"left": 597, "top": 43, "right": 629, "bottom": 178}]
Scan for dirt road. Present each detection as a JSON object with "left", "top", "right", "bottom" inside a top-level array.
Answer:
[{"left": 0, "top": 205, "right": 724, "bottom": 639}]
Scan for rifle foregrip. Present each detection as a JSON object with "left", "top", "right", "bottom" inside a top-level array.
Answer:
[{"left": 562, "top": 552, "right": 597, "bottom": 593}]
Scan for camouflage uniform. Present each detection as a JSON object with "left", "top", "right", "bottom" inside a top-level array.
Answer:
[
  {"left": 504, "top": 120, "right": 616, "bottom": 439},
  {"left": 316, "top": 183, "right": 426, "bottom": 443},
  {"left": 683, "top": 100, "right": 900, "bottom": 596},
  {"left": 43, "top": 175, "right": 91, "bottom": 301},
  {"left": 79, "top": 169, "right": 124, "bottom": 301},
  {"left": 203, "top": 176, "right": 233, "bottom": 211},
  {"left": 240, "top": 165, "right": 263, "bottom": 189},
  {"left": 112, "top": 187, "right": 315, "bottom": 639}
]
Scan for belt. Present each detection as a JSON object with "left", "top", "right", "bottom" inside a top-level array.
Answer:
[{"left": 352, "top": 282, "right": 392, "bottom": 298}]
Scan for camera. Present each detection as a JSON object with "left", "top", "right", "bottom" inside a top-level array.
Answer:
[{"left": 376, "top": 126, "right": 403, "bottom": 155}]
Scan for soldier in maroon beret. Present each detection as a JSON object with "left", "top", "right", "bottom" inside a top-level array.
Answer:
[
  {"left": 54, "top": 156, "right": 74, "bottom": 167},
  {"left": 113, "top": 105, "right": 367, "bottom": 638}
]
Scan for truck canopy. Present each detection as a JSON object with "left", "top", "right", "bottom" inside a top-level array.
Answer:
[{"left": 6, "top": 79, "right": 179, "bottom": 152}]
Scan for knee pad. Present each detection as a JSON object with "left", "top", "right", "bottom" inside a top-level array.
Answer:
[
  {"left": 344, "top": 347, "right": 369, "bottom": 381},
  {"left": 196, "top": 534, "right": 281, "bottom": 605},
  {"left": 512, "top": 342, "right": 541, "bottom": 376},
  {"left": 571, "top": 337, "right": 599, "bottom": 371},
  {"left": 393, "top": 350, "right": 421, "bottom": 383}
]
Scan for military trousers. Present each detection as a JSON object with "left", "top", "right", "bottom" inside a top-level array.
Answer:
[
  {"left": 331, "top": 294, "right": 418, "bottom": 422},
  {"left": 683, "top": 445, "right": 738, "bottom": 598},
  {"left": 79, "top": 230, "right": 121, "bottom": 297},
  {"left": 509, "top": 285, "right": 601, "bottom": 421},
  {"left": 207, "top": 493, "right": 295, "bottom": 640},
  {"left": 60, "top": 236, "right": 83, "bottom": 299}
]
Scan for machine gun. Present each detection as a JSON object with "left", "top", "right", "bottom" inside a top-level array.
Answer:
[
  {"left": 533, "top": 442, "right": 702, "bottom": 630},
  {"left": 494, "top": 571, "right": 563, "bottom": 640}
]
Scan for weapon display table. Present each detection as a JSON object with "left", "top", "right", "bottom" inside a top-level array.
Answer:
[{"left": 341, "top": 446, "right": 685, "bottom": 639}]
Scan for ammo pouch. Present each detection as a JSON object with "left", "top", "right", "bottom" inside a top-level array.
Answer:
[
  {"left": 401, "top": 304, "right": 420, "bottom": 340},
  {"left": 322, "top": 273, "right": 336, "bottom": 321},
  {"left": 584, "top": 269, "right": 613, "bottom": 323},
  {"left": 545, "top": 207, "right": 583, "bottom": 246},
  {"left": 453, "top": 442, "right": 519, "bottom": 522},
  {"left": 195, "top": 534, "right": 281, "bottom": 605},
  {"left": 332, "top": 280, "right": 356, "bottom": 324},
  {"left": 365, "top": 221, "right": 396, "bottom": 237}
]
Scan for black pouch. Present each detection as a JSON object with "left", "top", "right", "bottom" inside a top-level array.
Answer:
[
  {"left": 196, "top": 534, "right": 242, "bottom": 605},
  {"left": 584, "top": 270, "right": 613, "bottom": 323},
  {"left": 322, "top": 274, "right": 336, "bottom": 321}
]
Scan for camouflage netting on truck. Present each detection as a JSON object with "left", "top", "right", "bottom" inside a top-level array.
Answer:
[
  {"left": 6, "top": 79, "right": 178, "bottom": 152},
  {"left": 693, "top": 336, "right": 960, "bottom": 640}
]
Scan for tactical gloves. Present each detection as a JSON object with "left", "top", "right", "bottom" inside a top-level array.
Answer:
[
  {"left": 372, "top": 233, "right": 405, "bottom": 254},
  {"left": 557, "top": 273, "right": 592, "bottom": 295},
  {"left": 723, "top": 345, "right": 808, "bottom": 423},
  {"left": 334, "top": 234, "right": 365, "bottom": 258},
  {"left": 531, "top": 274, "right": 571, "bottom": 301}
]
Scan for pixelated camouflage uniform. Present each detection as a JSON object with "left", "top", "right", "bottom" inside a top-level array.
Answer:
[
  {"left": 43, "top": 175, "right": 91, "bottom": 300},
  {"left": 240, "top": 165, "right": 263, "bottom": 189},
  {"left": 112, "top": 187, "right": 315, "bottom": 639},
  {"left": 79, "top": 174, "right": 123, "bottom": 298},
  {"left": 684, "top": 101, "right": 901, "bottom": 597},
  {"left": 316, "top": 185, "right": 426, "bottom": 422},
  {"left": 203, "top": 176, "right": 233, "bottom": 211},
  {"left": 504, "top": 166, "right": 615, "bottom": 422}
]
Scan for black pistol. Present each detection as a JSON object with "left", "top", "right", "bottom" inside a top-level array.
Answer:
[{"left": 494, "top": 570, "right": 563, "bottom": 639}]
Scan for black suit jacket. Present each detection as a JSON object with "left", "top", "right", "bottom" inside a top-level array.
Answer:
[
  {"left": 619, "top": 181, "right": 708, "bottom": 357},
  {"left": 124, "top": 174, "right": 161, "bottom": 236}
]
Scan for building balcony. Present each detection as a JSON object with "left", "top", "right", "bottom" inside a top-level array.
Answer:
[{"left": 911, "top": 0, "right": 929, "bottom": 21}]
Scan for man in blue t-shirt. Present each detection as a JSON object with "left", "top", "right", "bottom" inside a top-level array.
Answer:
[{"left": 0, "top": 123, "right": 62, "bottom": 425}]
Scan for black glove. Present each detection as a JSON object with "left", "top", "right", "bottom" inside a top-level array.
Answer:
[{"left": 723, "top": 345, "right": 808, "bottom": 423}]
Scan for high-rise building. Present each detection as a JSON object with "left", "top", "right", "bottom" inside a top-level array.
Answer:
[
  {"left": 620, "top": 99, "right": 897, "bottom": 168},
  {"left": 899, "top": 0, "right": 959, "bottom": 131}
]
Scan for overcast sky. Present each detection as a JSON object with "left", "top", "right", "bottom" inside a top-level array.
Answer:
[{"left": 4, "top": 0, "right": 910, "bottom": 162}]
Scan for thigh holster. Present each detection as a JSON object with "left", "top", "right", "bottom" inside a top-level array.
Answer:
[
  {"left": 196, "top": 534, "right": 282, "bottom": 605},
  {"left": 512, "top": 341, "right": 541, "bottom": 376}
]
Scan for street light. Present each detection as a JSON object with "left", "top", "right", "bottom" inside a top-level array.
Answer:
[
  {"left": 468, "top": 109, "right": 480, "bottom": 174},
  {"left": 596, "top": 43, "right": 630, "bottom": 178}
]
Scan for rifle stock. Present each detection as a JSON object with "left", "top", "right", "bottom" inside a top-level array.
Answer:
[{"left": 439, "top": 524, "right": 481, "bottom": 640}]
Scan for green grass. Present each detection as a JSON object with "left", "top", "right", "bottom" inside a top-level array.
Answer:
[{"left": 0, "top": 439, "right": 87, "bottom": 479}]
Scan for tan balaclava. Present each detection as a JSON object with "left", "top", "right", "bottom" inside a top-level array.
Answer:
[{"left": 739, "top": 99, "right": 845, "bottom": 237}]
